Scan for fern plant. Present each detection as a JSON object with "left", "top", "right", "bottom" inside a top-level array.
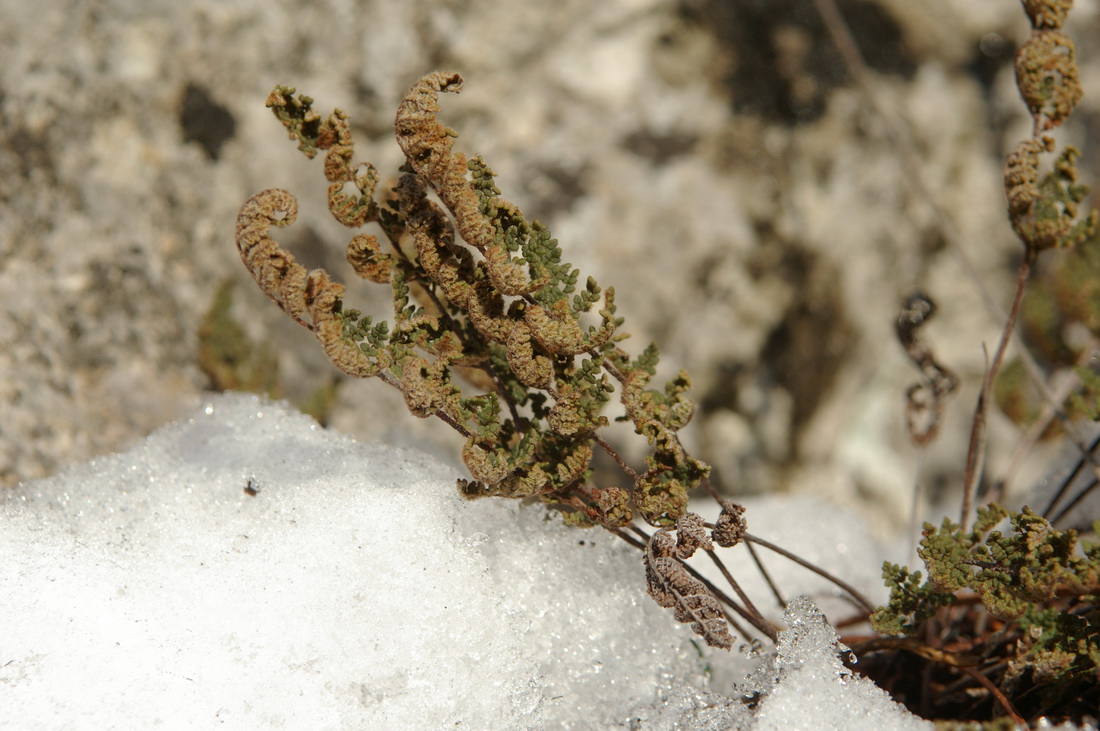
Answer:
[
  {"left": 236, "top": 71, "right": 710, "bottom": 526},
  {"left": 235, "top": 70, "right": 847, "bottom": 649},
  {"left": 234, "top": 0, "right": 1099, "bottom": 723}
]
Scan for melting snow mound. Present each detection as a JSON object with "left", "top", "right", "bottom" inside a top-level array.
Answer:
[{"left": 2, "top": 393, "right": 928, "bottom": 729}]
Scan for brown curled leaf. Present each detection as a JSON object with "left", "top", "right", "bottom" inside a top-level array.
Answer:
[
  {"left": 673, "top": 512, "right": 712, "bottom": 559},
  {"left": 346, "top": 233, "right": 393, "bottom": 284},
  {"left": 1005, "top": 141, "right": 1098, "bottom": 254},
  {"left": 895, "top": 292, "right": 958, "bottom": 445},
  {"left": 524, "top": 300, "right": 592, "bottom": 357},
  {"left": 1004, "top": 137, "right": 1053, "bottom": 219},
  {"left": 635, "top": 470, "right": 689, "bottom": 527},
  {"left": 1015, "top": 30, "right": 1082, "bottom": 131},
  {"left": 712, "top": 501, "right": 747, "bottom": 548},
  {"left": 505, "top": 322, "right": 554, "bottom": 390},
  {"left": 236, "top": 190, "right": 389, "bottom": 379},
  {"left": 1022, "top": 0, "right": 1072, "bottom": 29},
  {"left": 645, "top": 529, "right": 733, "bottom": 650},
  {"left": 461, "top": 439, "right": 513, "bottom": 486},
  {"left": 586, "top": 487, "right": 634, "bottom": 527},
  {"left": 328, "top": 181, "right": 376, "bottom": 228},
  {"left": 398, "top": 355, "right": 443, "bottom": 418},
  {"left": 235, "top": 189, "right": 311, "bottom": 328},
  {"left": 393, "top": 71, "right": 464, "bottom": 178},
  {"left": 303, "top": 270, "right": 387, "bottom": 378},
  {"left": 547, "top": 382, "right": 586, "bottom": 437},
  {"left": 466, "top": 283, "right": 516, "bottom": 345},
  {"left": 394, "top": 71, "right": 534, "bottom": 297}
]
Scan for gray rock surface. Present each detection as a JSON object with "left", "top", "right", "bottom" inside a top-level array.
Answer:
[{"left": 2, "top": 0, "right": 1098, "bottom": 535}]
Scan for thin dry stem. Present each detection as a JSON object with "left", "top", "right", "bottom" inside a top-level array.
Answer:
[
  {"left": 745, "top": 538, "right": 787, "bottom": 611},
  {"left": 959, "top": 665, "right": 1027, "bottom": 727},
  {"left": 703, "top": 549, "right": 774, "bottom": 636},
  {"left": 960, "top": 258, "right": 1031, "bottom": 531},
  {"left": 744, "top": 533, "right": 875, "bottom": 615},
  {"left": 593, "top": 432, "right": 640, "bottom": 482}
]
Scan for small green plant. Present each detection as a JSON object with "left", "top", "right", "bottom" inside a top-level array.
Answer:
[
  {"left": 867, "top": 507, "right": 1100, "bottom": 723},
  {"left": 873, "top": 506, "right": 1100, "bottom": 649},
  {"left": 861, "top": 0, "right": 1100, "bottom": 724}
]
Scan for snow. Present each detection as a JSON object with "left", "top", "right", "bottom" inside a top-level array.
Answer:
[
  {"left": 2, "top": 393, "right": 929, "bottom": 729},
  {"left": 745, "top": 597, "right": 928, "bottom": 731}
]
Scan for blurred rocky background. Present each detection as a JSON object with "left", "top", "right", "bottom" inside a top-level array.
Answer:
[{"left": 2, "top": 0, "right": 1098, "bottom": 537}]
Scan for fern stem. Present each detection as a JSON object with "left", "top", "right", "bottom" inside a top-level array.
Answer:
[
  {"left": 703, "top": 549, "right": 776, "bottom": 638},
  {"left": 744, "top": 539, "right": 787, "bottom": 611},
  {"left": 960, "top": 257, "right": 1031, "bottom": 531},
  {"left": 743, "top": 533, "right": 875, "bottom": 615},
  {"left": 959, "top": 665, "right": 1026, "bottom": 726},
  {"left": 592, "top": 432, "right": 639, "bottom": 482}
]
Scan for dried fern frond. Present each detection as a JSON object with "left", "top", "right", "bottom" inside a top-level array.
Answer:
[
  {"left": 895, "top": 292, "right": 958, "bottom": 446},
  {"left": 712, "top": 501, "right": 747, "bottom": 549},
  {"left": 644, "top": 517, "right": 733, "bottom": 650},
  {"left": 236, "top": 73, "right": 715, "bottom": 529}
]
